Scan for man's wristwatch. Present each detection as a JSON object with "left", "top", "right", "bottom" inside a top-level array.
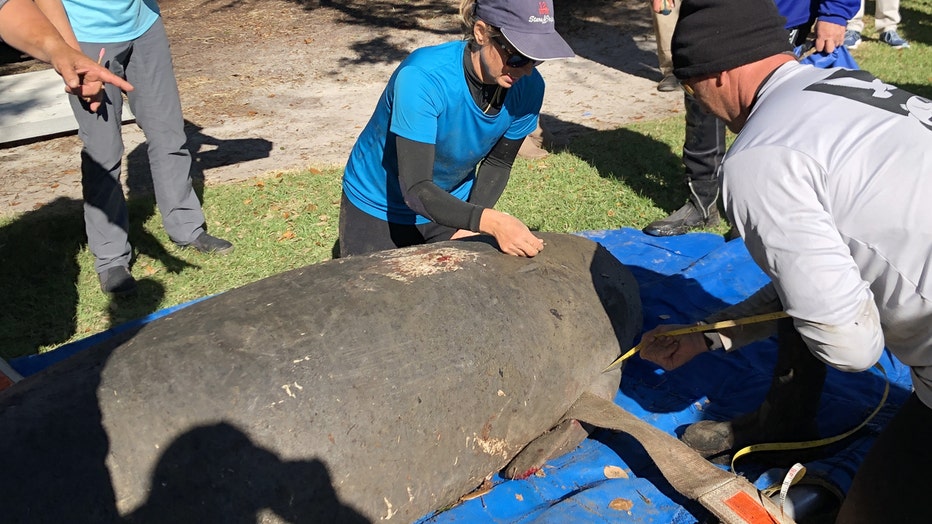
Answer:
[{"left": 703, "top": 332, "right": 724, "bottom": 350}]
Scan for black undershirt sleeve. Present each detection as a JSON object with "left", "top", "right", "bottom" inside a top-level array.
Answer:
[
  {"left": 468, "top": 135, "right": 521, "bottom": 209},
  {"left": 396, "top": 134, "right": 522, "bottom": 232}
]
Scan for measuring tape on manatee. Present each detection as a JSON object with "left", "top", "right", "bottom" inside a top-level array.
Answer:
[
  {"left": 602, "top": 310, "right": 892, "bottom": 475},
  {"left": 603, "top": 311, "right": 790, "bottom": 373}
]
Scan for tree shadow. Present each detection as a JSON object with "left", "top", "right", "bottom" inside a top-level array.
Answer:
[
  {"left": 283, "top": 0, "right": 460, "bottom": 67},
  {"left": 558, "top": 0, "right": 663, "bottom": 82},
  {"left": 339, "top": 35, "right": 410, "bottom": 69},
  {"left": 285, "top": 0, "right": 451, "bottom": 28},
  {"left": 299, "top": 0, "right": 663, "bottom": 78}
]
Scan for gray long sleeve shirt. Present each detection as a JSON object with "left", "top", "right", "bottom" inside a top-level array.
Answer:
[{"left": 717, "top": 61, "right": 932, "bottom": 407}]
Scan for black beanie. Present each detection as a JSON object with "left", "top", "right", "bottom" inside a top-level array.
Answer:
[{"left": 672, "top": 0, "right": 792, "bottom": 80}]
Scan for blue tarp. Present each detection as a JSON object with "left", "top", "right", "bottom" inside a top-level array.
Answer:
[{"left": 9, "top": 228, "right": 912, "bottom": 523}]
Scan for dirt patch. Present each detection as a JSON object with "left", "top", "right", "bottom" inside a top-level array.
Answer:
[{"left": 0, "top": 0, "right": 683, "bottom": 216}]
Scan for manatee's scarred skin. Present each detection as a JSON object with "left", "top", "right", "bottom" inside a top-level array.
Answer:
[{"left": 0, "top": 232, "right": 641, "bottom": 523}]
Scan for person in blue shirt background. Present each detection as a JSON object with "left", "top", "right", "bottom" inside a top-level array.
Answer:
[
  {"left": 39, "top": 0, "right": 234, "bottom": 296},
  {"left": 0, "top": 0, "right": 132, "bottom": 108},
  {"left": 339, "top": 0, "right": 573, "bottom": 258}
]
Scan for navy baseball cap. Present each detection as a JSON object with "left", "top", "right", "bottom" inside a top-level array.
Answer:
[{"left": 475, "top": 0, "right": 574, "bottom": 61}]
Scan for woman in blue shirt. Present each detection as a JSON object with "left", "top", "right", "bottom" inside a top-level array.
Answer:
[{"left": 339, "top": 0, "right": 573, "bottom": 257}]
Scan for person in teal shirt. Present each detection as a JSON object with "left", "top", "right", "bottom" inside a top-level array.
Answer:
[
  {"left": 40, "top": 0, "right": 233, "bottom": 295},
  {"left": 0, "top": 0, "right": 132, "bottom": 107},
  {"left": 339, "top": 0, "right": 573, "bottom": 258}
]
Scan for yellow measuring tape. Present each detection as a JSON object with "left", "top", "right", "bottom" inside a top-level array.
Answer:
[
  {"left": 602, "top": 311, "right": 791, "bottom": 373},
  {"left": 601, "top": 310, "right": 891, "bottom": 473},
  {"left": 729, "top": 361, "right": 890, "bottom": 471}
]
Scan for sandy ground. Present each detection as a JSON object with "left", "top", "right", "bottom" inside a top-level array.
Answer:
[{"left": 0, "top": 0, "right": 684, "bottom": 217}]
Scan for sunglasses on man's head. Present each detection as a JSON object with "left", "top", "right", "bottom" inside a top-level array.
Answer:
[
  {"left": 491, "top": 34, "right": 541, "bottom": 69},
  {"left": 681, "top": 80, "right": 695, "bottom": 97}
]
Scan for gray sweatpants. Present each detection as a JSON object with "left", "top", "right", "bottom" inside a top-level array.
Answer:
[{"left": 69, "top": 19, "right": 205, "bottom": 273}]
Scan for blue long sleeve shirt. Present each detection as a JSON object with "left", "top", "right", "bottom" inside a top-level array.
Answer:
[{"left": 774, "top": 0, "right": 859, "bottom": 29}]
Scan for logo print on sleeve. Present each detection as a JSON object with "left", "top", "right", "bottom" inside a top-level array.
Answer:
[{"left": 805, "top": 70, "right": 932, "bottom": 131}]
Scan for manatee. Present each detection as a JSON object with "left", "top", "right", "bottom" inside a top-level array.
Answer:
[{"left": 0, "top": 232, "right": 641, "bottom": 523}]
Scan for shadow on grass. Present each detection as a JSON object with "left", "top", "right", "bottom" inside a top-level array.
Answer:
[
  {"left": 124, "top": 120, "right": 273, "bottom": 274},
  {"left": 0, "top": 198, "right": 167, "bottom": 361},
  {"left": 543, "top": 114, "right": 689, "bottom": 213},
  {"left": 889, "top": 0, "right": 932, "bottom": 50},
  {"left": 0, "top": 120, "right": 272, "bottom": 360},
  {"left": 1, "top": 198, "right": 85, "bottom": 360}
]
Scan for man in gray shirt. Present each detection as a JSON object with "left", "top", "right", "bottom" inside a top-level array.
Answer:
[{"left": 638, "top": 0, "right": 932, "bottom": 521}]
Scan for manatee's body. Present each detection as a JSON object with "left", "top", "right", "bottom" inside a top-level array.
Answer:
[{"left": 0, "top": 232, "right": 640, "bottom": 523}]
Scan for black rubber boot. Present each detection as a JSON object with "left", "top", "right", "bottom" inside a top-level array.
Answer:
[
  {"left": 642, "top": 184, "right": 721, "bottom": 237},
  {"left": 681, "top": 318, "right": 827, "bottom": 461},
  {"left": 644, "top": 94, "right": 726, "bottom": 237}
]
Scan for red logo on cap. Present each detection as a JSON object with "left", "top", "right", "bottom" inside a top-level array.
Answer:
[{"left": 538, "top": 2, "right": 549, "bottom": 15}]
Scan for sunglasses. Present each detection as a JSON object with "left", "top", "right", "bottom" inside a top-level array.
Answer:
[
  {"left": 491, "top": 35, "right": 541, "bottom": 69},
  {"left": 680, "top": 80, "right": 695, "bottom": 97}
]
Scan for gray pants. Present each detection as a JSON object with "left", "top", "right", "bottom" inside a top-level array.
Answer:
[{"left": 69, "top": 19, "right": 205, "bottom": 273}]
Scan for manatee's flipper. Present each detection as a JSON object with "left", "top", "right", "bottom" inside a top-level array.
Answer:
[
  {"left": 503, "top": 418, "right": 588, "bottom": 479},
  {"left": 502, "top": 366, "right": 623, "bottom": 480}
]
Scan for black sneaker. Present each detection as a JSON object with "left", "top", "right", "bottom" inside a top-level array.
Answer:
[
  {"left": 183, "top": 232, "right": 235, "bottom": 255},
  {"left": 98, "top": 266, "right": 138, "bottom": 295},
  {"left": 643, "top": 201, "right": 720, "bottom": 237}
]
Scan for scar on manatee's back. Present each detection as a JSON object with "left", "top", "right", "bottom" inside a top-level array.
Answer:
[{"left": 367, "top": 248, "right": 481, "bottom": 283}]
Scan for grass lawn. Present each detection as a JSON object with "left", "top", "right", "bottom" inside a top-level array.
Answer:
[{"left": 1, "top": 0, "right": 930, "bottom": 359}]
